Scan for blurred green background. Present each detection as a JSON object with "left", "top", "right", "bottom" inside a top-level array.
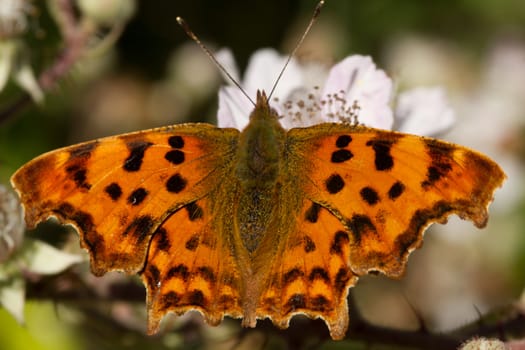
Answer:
[{"left": 1, "top": 0, "right": 525, "bottom": 349}]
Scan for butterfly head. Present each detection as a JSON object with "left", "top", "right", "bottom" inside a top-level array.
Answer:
[{"left": 249, "top": 90, "right": 281, "bottom": 124}]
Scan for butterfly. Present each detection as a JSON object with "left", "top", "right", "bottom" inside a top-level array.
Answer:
[{"left": 10, "top": 89, "right": 505, "bottom": 339}]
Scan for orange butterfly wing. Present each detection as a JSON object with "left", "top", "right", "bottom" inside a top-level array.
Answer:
[
  {"left": 255, "top": 197, "right": 357, "bottom": 339},
  {"left": 143, "top": 197, "right": 245, "bottom": 332},
  {"left": 11, "top": 116, "right": 505, "bottom": 340},
  {"left": 252, "top": 123, "right": 504, "bottom": 339},
  {"left": 11, "top": 123, "right": 246, "bottom": 328},
  {"left": 288, "top": 124, "right": 505, "bottom": 277}
]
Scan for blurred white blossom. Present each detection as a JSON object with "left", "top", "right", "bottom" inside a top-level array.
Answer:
[
  {"left": 460, "top": 338, "right": 507, "bottom": 350},
  {"left": 0, "top": 38, "right": 43, "bottom": 102},
  {"left": 395, "top": 87, "right": 455, "bottom": 136},
  {"left": 0, "top": 185, "right": 24, "bottom": 262},
  {"left": 77, "top": 0, "right": 136, "bottom": 26},
  {"left": 0, "top": 0, "right": 31, "bottom": 38},
  {"left": 216, "top": 48, "right": 454, "bottom": 136},
  {"left": 0, "top": 186, "right": 83, "bottom": 325}
]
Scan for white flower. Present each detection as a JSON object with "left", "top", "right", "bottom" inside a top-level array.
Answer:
[
  {"left": 394, "top": 87, "right": 455, "bottom": 136},
  {"left": 216, "top": 48, "right": 455, "bottom": 137},
  {"left": 217, "top": 48, "right": 305, "bottom": 129},
  {"left": 217, "top": 48, "right": 394, "bottom": 130},
  {"left": 321, "top": 55, "right": 393, "bottom": 130}
]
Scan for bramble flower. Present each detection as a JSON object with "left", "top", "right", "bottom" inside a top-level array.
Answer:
[
  {"left": 217, "top": 48, "right": 454, "bottom": 137},
  {"left": 395, "top": 87, "right": 455, "bottom": 136}
]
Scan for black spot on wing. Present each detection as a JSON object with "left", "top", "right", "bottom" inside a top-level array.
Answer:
[
  {"left": 360, "top": 186, "right": 380, "bottom": 205},
  {"left": 197, "top": 266, "right": 216, "bottom": 283},
  {"left": 366, "top": 138, "right": 396, "bottom": 171},
  {"left": 286, "top": 294, "right": 306, "bottom": 311},
  {"left": 66, "top": 165, "right": 91, "bottom": 190},
  {"left": 336, "top": 135, "right": 352, "bottom": 148},
  {"left": 165, "top": 150, "right": 185, "bottom": 165},
  {"left": 168, "top": 136, "right": 184, "bottom": 148},
  {"left": 309, "top": 267, "right": 330, "bottom": 282},
  {"left": 160, "top": 291, "right": 181, "bottom": 308},
  {"left": 123, "top": 141, "right": 153, "bottom": 172},
  {"left": 331, "top": 149, "right": 353, "bottom": 163},
  {"left": 311, "top": 295, "right": 330, "bottom": 311},
  {"left": 283, "top": 268, "right": 304, "bottom": 285},
  {"left": 388, "top": 181, "right": 405, "bottom": 200},
  {"left": 167, "top": 264, "right": 189, "bottom": 281},
  {"left": 155, "top": 227, "right": 170, "bottom": 251},
  {"left": 185, "top": 202, "right": 203, "bottom": 221},
  {"left": 145, "top": 264, "right": 160, "bottom": 289},
  {"left": 68, "top": 141, "right": 98, "bottom": 160},
  {"left": 124, "top": 215, "right": 154, "bottom": 243},
  {"left": 166, "top": 173, "right": 187, "bottom": 193},
  {"left": 304, "top": 202, "right": 321, "bottom": 223},
  {"left": 304, "top": 235, "right": 316, "bottom": 253},
  {"left": 189, "top": 290, "right": 206, "bottom": 307},
  {"left": 127, "top": 187, "right": 148, "bottom": 206},
  {"left": 421, "top": 139, "right": 454, "bottom": 189},
  {"left": 325, "top": 174, "right": 345, "bottom": 194},
  {"left": 185, "top": 235, "right": 199, "bottom": 251},
  {"left": 347, "top": 214, "right": 376, "bottom": 245},
  {"left": 334, "top": 267, "right": 352, "bottom": 294},
  {"left": 330, "top": 231, "right": 350, "bottom": 255},
  {"left": 105, "top": 183, "right": 122, "bottom": 201}
]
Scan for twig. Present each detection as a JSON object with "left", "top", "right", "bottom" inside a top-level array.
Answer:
[{"left": 23, "top": 273, "right": 525, "bottom": 349}]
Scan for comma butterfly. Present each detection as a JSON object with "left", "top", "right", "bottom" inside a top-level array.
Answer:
[{"left": 10, "top": 2, "right": 505, "bottom": 341}]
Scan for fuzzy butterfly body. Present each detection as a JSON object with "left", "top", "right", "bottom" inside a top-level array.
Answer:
[{"left": 11, "top": 91, "right": 505, "bottom": 339}]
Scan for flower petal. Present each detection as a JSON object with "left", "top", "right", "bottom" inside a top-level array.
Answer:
[
  {"left": 0, "top": 185, "right": 25, "bottom": 263},
  {"left": 395, "top": 87, "right": 455, "bottom": 136},
  {"left": 243, "top": 48, "right": 303, "bottom": 99},
  {"left": 215, "top": 48, "right": 241, "bottom": 84},
  {"left": 217, "top": 86, "right": 253, "bottom": 129},
  {"left": 321, "top": 55, "right": 393, "bottom": 129},
  {"left": 0, "top": 276, "right": 25, "bottom": 324},
  {"left": 15, "top": 64, "right": 43, "bottom": 102},
  {"left": 22, "top": 239, "right": 83, "bottom": 275},
  {"left": 217, "top": 48, "right": 305, "bottom": 129}
]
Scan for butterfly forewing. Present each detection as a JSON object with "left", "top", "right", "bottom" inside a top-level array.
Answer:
[
  {"left": 11, "top": 124, "right": 240, "bottom": 276},
  {"left": 286, "top": 123, "right": 505, "bottom": 278}
]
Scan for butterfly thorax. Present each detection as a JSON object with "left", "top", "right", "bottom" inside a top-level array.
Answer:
[{"left": 235, "top": 91, "right": 286, "bottom": 253}]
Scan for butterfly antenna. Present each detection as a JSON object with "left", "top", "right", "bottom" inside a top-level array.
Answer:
[
  {"left": 176, "top": 17, "right": 256, "bottom": 107},
  {"left": 267, "top": 0, "right": 325, "bottom": 101}
]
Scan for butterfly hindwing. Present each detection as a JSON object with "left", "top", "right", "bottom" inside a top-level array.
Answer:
[
  {"left": 255, "top": 197, "right": 357, "bottom": 340},
  {"left": 142, "top": 197, "right": 244, "bottom": 333}
]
